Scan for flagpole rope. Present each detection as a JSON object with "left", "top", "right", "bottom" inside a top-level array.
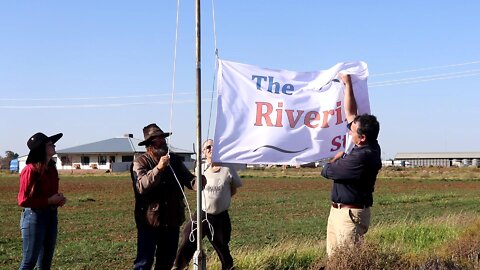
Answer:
[
  {"left": 211, "top": 0, "right": 218, "bottom": 53},
  {"left": 206, "top": 0, "right": 219, "bottom": 140},
  {"left": 206, "top": 52, "right": 219, "bottom": 140},
  {"left": 189, "top": 0, "right": 218, "bottom": 244},
  {"left": 202, "top": 0, "right": 221, "bottom": 234},
  {"left": 168, "top": 0, "right": 182, "bottom": 143},
  {"left": 166, "top": 0, "right": 216, "bottom": 245},
  {"left": 165, "top": 0, "right": 196, "bottom": 233}
]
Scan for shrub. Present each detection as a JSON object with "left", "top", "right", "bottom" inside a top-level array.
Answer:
[
  {"left": 321, "top": 241, "right": 408, "bottom": 270},
  {"left": 441, "top": 218, "right": 480, "bottom": 269},
  {"left": 417, "top": 257, "right": 464, "bottom": 270}
]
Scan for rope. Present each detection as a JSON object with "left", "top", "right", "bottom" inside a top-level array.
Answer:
[
  {"left": 206, "top": 53, "right": 219, "bottom": 139},
  {"left": 168, "top": 0, "right": 182, "bottom": 142},
  {"left": 165, "top": 0, "right": 198, "bottom": 240},
  {"left": 164, "top": 0, "right": 217, "bottom": 244},
  {"left": 202, "top": 163, "right": 214, "bottom": 241},
  {"left": 192, "top": 0, "right": 218, "bottom": 240},
  {"left": 188, "top": 163, "right": 215, "bottom": 242},
  {"left": 211, "top": 0, "right": 218, "bottom": 51},
  {"left": 168, "top": 163, "right": 193, "bottom": 223},
  {"left": 169, "top": 162, "right": 215, "bottom": 244},
  {"left": 206, "top": 0, "right": 219, "bottom": 140}
]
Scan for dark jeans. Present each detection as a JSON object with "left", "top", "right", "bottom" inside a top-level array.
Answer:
[
  {"left": 19, "top": 208, "right": 58, "bottom": 270},
  {"left": 134, "top": 225, "right": 180, "bottom": 270},
  {"left": 173, "top": 211, "right": 233, "bottom": 270}
]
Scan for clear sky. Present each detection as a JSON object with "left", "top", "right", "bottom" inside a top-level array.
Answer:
[{"left": 1, "top": 1, "right": 479, "bottom": 160}]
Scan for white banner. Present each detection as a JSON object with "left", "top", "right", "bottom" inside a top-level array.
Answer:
[{"left": 212, "top": 60, "right": 370, "bottom": 165}]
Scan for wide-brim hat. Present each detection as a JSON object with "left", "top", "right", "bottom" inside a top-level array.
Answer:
[
  {"left": 26, "top": 132, "right": 63, "bottom": 164},
  {"left": 138, "top": 123, "right": 171, "bottom": 146}
]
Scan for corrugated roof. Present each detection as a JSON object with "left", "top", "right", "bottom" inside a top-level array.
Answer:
[
  {"left": 395, "top": 152, "right": 480, "bottom": 159},
  {"left": 57, "top": 137, "right": 193, "bottom": 154},
  {"left": 169, "top": 145, "right": 194, "bottom": 154}
]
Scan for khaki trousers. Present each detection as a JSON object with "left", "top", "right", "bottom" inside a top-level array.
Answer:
[{"left": 326, "top": 206, "right": 371, "bottom": 257}]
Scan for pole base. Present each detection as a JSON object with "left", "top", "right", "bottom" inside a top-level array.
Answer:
[{"left": 193, "top": 249, "right": 206, "bottom": 270}]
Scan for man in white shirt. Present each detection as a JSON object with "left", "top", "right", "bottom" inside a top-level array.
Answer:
[{"left": 173, "top": 139, "right": 242, "bottom": 270}]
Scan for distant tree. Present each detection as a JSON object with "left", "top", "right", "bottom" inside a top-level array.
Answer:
[
  {"left": 0, "top": 151, "right": 19, "bottom": 170},
  {"left": 5, "top": 151, "right": 18, "bottom": 159}
]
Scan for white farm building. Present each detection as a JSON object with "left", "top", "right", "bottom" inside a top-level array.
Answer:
[
  {"left": 394, "top": 152, "right": 480, "bottom": 167},
  {"left": 18, "top": 134, "right": 194, "bottom": 172}
]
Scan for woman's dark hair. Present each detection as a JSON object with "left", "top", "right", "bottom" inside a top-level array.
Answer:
[
  {"left": 354, "top": 114, "right": 380, "bottom": 142},
  {"left": 26, "top": 144, "right": 47, "bottom": 165}
]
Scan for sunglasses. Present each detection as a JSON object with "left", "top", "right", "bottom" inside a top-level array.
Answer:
[{"left": 204, "top": 145, "right": 212, "bottom": 150}]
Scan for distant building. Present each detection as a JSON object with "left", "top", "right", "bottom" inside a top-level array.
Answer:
[
  {"left": 394, "top": 152, "right": 480, "bottom": 167},
  {"left": 10, "top": 159, "right": 19, "bottom": 173},
  {"left": 18, "top": 134, "right": 194, "bottom": 172},
  {"left": 382, "top": 160, "right": 410, "bottom": 167}
]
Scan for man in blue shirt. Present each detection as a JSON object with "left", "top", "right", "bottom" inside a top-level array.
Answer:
[{"left": 321, "top": 74, "right": 382, "bottom": 256}]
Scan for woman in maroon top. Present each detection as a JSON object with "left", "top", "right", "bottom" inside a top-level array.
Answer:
[{"left": 18, "top": 132, "right": 67, "bottom": 270}]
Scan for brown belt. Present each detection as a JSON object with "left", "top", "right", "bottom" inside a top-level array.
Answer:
[{"left": 331, "top": 202, "right": 366, "bottom": 209}]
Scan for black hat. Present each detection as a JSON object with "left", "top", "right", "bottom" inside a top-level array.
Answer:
[
  {"left": 138, "top": 124, "right": 171, "bottom": 146},
  {"left": 26, "top": 132, "right": 63, "bottom": 164}
]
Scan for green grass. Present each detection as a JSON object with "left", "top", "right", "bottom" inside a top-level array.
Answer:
[
  {"left": 370, "top": 219, "right": 462, "bottom": 254},
  {"left": 1, "top": 168, "right": 480, "bottom": 269}
]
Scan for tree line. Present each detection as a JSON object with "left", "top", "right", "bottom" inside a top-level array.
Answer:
[{"left": 0, "top": 151, "right": 19, "bottom": 170}]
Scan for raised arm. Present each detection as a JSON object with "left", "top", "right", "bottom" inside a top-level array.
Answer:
[{"left": 340, "top": 73, "right": 357, "bottom": 123}]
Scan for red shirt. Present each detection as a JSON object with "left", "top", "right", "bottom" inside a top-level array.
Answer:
[{"left": 18, "top": 163, "right": 59, "bottom": 208}]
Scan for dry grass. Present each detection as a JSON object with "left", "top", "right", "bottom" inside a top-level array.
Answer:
[
  {"left": 238, "top": 166, "right": 480, "bottom": 180},
  {"left": 379, "top": 166, "right": 480, "bottom": 180},
  {"left": 441, "top": 218, "right": 480, "bottom": 269},
  {"left": 233, "top": 239, "right": 324, "bottom": 270},
  {"left": 321, "top": 241, "right": 408, "bottom": 270},
  {"left": 307, "top": 217, "right": 480, "bottom": 270},
  {"left": 1, "top": 168, "right": 480, "bottom": 269}
]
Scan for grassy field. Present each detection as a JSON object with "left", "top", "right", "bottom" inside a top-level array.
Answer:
[{"left": 0, "top": 167, "right": 479, "bottom": 269}]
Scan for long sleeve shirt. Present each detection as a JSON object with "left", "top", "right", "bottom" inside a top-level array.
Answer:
[
  {"left": 321, "top": 141, "right": 382, "bottom": 207},
  {"left": 202, "top": 166, "right": 243, "bottom": 215},
  {"left": 131, "top": 152, "right": 195, "bottom": 227},
  {"left": 18, "top": 162, "right": 59, "bottom": 208}
]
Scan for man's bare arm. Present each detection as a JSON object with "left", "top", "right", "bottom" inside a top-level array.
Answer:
[{"left": 340, "top": 73, "right": 357, "bottom": 123}]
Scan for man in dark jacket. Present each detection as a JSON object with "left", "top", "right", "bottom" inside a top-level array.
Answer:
[
  {"left": 321, "top": 74, "right": 382, "bottom": 256},
  {"left": 130, "top": 123, "right": 196, "bottom": 270}
]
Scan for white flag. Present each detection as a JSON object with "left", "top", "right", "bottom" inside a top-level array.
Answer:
[{"left": 212, "top": 60, "right": 370, "bottom": 165}]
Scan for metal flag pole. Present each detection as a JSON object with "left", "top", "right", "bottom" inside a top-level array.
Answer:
[{"left": 193, "top": 0, "right": 206, "bottom": 268}]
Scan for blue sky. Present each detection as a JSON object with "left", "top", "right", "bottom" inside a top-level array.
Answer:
[{"left": 1, "top": 1, "right": 479, "bottom": 160}]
